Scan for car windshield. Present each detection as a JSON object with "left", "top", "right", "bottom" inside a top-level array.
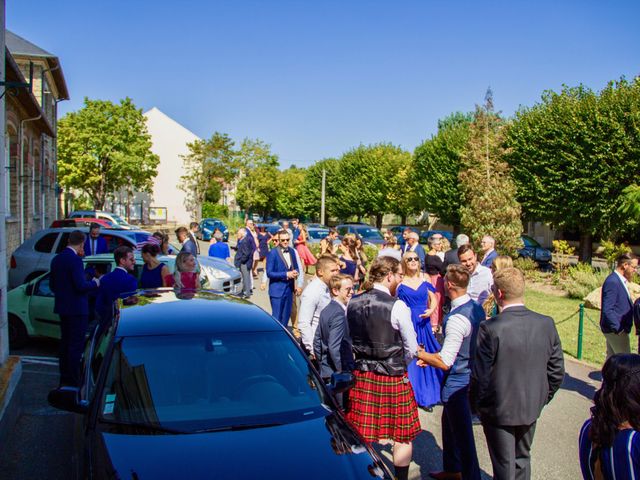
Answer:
[
  {"left": 354, "top": 228, "right": 383, "bottom": 240},
  {"left": 99, "top": 332, "right": 327, "bottom": 432},
  {"left": 522, "top": 236, "right": 541, "bottom": 248},
  {"left": 308, "top": 229, "right": 329, "bottom": 239},
  {"left": 202, "top": 221, "right": 223, "bottom": 230},
  {"left": 111, "top": 214, "right": 131, "bottom": 226}
]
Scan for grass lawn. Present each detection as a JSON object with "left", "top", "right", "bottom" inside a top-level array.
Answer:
[{"left": 525, "top": 288, "right": 638, "bottom": 366}]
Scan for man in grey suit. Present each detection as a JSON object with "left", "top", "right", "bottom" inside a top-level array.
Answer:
[
  {"left": 314, "top": 274, "right": 355, "bottom": 380},
  {"left": 470, "top": 267, "right": 565, "bottom": 480}
]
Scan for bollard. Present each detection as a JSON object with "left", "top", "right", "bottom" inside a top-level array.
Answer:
[{"left": 577, "top": 303, "right": 584, "bottom": 360}]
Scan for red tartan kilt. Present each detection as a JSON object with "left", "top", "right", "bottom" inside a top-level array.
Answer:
[{"left": 346, "top": 370, "right": 421, "bottom": 443}]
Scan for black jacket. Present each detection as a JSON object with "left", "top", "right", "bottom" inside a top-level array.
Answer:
[
  {"left": 314, "top": 300, "right": 353, "bottom": 378},
  {"left": 443, "top": 248, "right": 459, "bottom": 270},
  {"left": 469, "top": 305, "right": 565, "bottom": 426}
]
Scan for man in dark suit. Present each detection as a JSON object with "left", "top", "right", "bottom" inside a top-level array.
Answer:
[
  {"left": 600, "top": 253, "right": 637, "bottom": 358},
  {"left": 234, "top": 227, "right": 256, "bottom": 298},
  {"left": 266, "top": 229, "right": 299, "bottom": 326},
  {"left": 443, "top": 233, "right": 469, "bottom": 270},
  {"left": 49, "top": 230, "right": 99, "bottom": 386},
  {"left": 176, "top": 226, "right": 197, "bottom": 255},
  {"left": 83, "top": 223, "right": 108, "bottom": 256},
  {"left": 95, "top": 246, "right": 138, "bottom": 330},
  {"left": 470, "top": 267, "right": 565, "bottom": 480},
  {"left": 479, "top": 235, "right": 498, "bottom": 268},
  {"left": 314, "top": 273, "right": 355, "bottom": 380},
  {"left": 188, "top": 222, "right": 201, "bottom": 255}
]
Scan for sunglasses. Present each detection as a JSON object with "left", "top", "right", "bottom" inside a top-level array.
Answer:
[{"left": 406, "top": 257, "right": 420, "bottom": 262}]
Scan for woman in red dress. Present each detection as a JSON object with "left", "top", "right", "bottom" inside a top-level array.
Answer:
[{"left": 294, "top": 223, "right": 317, "bottom": 273}]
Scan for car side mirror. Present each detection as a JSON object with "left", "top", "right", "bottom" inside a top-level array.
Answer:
[
  {"left": 47, "top": 387, "right": 88, "bottom": 414},
  {"left": 25, "top": 283, "right": 34, "bottom": 296},
  {"left": 328, "top": 372, "right": 355, "bottom": 395}
]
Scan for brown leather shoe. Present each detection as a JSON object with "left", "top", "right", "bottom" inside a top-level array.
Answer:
[{"left": 428, "top": 472, "right": 462, "bottom": 480}]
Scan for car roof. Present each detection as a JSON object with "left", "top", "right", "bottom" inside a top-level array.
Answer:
[{"left": 116, "top": 289, "right": 281, "bottom": 337}]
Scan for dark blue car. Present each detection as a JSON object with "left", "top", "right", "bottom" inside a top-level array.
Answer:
[
  {"left": 519, "top": 234, "right": 552, "bottom": 264},
  {"left": 48, "top": 290, "right": 393, "bottom": 479}
]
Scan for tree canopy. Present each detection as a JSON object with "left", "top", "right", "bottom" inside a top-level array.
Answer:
[
  {"left": 58, "top": 97, "right": 159, "bottom": 209},
  {"left": 505, "top": 78, "right": 640, "bottom": 260}
]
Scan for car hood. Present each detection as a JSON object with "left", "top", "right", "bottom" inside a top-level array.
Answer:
[
  {"left": 198, "top": 256, "right": 237, "bottom": 273},
  {"left": 95, "top": 413, "right": 391, "bottom": 479}
]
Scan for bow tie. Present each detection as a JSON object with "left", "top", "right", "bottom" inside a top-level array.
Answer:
[{"left": 281, "top": 247, "right": 290, "bottom": 254}]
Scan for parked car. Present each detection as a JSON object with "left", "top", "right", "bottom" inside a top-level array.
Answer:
[
  {"left": 307, "top": 223, "right": 329, "bottom": 229},
  {"left": 197, "top": 218, "right": 229, "bottom": 242},
  {"left": 519, "top": 234, "right": 552, "bottom": 264},
  {"left": 68, "top": 210, "right": 134, "bottom": 230},
  {"left": 306, "top": 227, "right": 330, "bottom": 244},
  {"left": 50, "top": 218, "right": 118, "bottom": 229},
  {"left": 419, "top": 230, "right": 454, "bottom": 245},
  {"left": 8, "top": 253, "right": 243, "bottom": 347},
  {"left": 8, "top": 227, "right": 162, "bottom": 289},
  {"left": 47, "top": 290, "right": 393, "bottom": 479},
  {"left": 335, "top": 224, "right": 385, "bottom": 246},
  {"left": 256, "top": 223, "right": 281, "bottom": 236}
]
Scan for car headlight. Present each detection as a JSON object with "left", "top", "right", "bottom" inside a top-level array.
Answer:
[{"left": 201, "top": 265, "right": 230, "bottom": 280}]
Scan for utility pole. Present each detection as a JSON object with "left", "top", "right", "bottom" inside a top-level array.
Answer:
[{"left": 320, "top": 169, "right": 326, "bottom": 225}]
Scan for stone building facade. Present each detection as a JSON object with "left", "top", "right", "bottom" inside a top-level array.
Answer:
[{"left": 4, "top": 31, "right": 68, "bottom": 263}]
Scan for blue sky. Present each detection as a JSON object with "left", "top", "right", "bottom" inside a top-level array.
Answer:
[{"left": 8, "top": 0, "right": 640, "bottom": 168}]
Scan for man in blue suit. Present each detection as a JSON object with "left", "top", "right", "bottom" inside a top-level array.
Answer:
[
  {"left": 95, "top": 246, "right": 138, "bottom": 330},
  {"left": 479, "top": 235, "right": 498, "bottom": 268},
  {"left": 49, "top": 230, "right": 100, "bottom": 386},
  {"left": 83, "top": 223, "right": 108, "bottom": 256},
  {"left": 234, "top": 227, "right": 256, "bottom": 298},
  {"left": 176, "top": 226, "right": 198, "bottom": 255},
  {"left": 600, "top": 253, "right": 638, "bottom": 359},
  {"left": 266, "top": 230, "right": 299, "bottom": 326}
]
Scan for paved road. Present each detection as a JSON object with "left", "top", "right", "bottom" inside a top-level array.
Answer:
[{"left": 2, "top": 240, "right": 598, "bottom": 479}]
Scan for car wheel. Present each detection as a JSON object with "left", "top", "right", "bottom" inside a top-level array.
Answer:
[
  {"left": 8, "top": 314, "right": 28, "bottom": 349},
  {"left": 24, "top": 271, "right": 46, "bottom": 283}
]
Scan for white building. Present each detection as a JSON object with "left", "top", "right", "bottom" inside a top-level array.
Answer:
[{"left": 143, "top": 107, "right": 199, "bottom": 225}]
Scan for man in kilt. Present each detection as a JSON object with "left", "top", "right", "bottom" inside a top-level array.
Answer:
[
  {"left": 346, "top": 256, "right": 421, "bottom": 480},
  {"left": 416, "top": 264, "right": 484, "bottom": 480}
]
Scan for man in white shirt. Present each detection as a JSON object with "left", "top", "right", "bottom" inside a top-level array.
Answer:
[
  {"left": 458, "top": 244, "right": 493, "bottom": 307},
  {"left": 417, "top": 265, "right": 484, "bottom": 480},
  {"left": 298, "top": 255, "right": 340, "bottom": 357}
]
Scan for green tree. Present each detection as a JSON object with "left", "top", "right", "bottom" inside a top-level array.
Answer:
[
  {"left": 414, "top": 112, "right": 472, "bottom": 230},
  {"left": 180, "top": 132, "right": 237, "bottom": 219},
  {"left": 236, "top": 164, "right": 280, "bottom": 219},
  {"left": 459, "top": 99, "right": 523, "bottom": 256},
  {"left": 57, "top": 97, "right": 159, "bottom": 209},
  {"left": 335, "top": 144, "right": 410, "bottom": 227},
  {"left": 298, "top": 158, "right": 341, "bottom": 221},
  {"left": 506, "top": 78, "right": 640, "bottom": 261},
  {"left": 275, "top": 166, "right": 307, "bottom": 218},
  {"left": 387, "top": 155, "right": 421, "bottom": 224}
]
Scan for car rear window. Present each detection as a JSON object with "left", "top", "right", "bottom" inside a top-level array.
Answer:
[
  {"left": 55, "top": 233, "right": 71, "bottom": 253},
  {"left": 102, "top": 234, "right": 134, "bottom": 252},
  {"left": 34, "top": 233, "right": 59, "bottom": 253}
]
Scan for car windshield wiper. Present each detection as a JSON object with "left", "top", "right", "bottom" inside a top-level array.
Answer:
[
  {"left": 191, "top": 422, "right": 283, "bottom": 434},
  {"left": 99, "top": 418, "right": 185, "bottom": 434}
]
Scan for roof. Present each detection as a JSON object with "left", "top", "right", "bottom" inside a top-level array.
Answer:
[
  {"left": 5, "top": 51, "right": 54, "bottom": 136},
  {"left": 116, "top": 290, "right": 282, "bottom": 337},
  {"left": 6, "top": 31, "right": 69, "bottom": 100}
]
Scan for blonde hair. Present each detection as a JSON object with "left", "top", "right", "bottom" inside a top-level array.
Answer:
[
  {"left": 174, "top": 252, "right": 196, "bottom": 289},
  {"left": 483, "top": 255, "right": 514, "bottom": 315},
  {"left": 493, "top": 267, "right": 525, "bottom": 300},
  {"left": 401, "top": 251, "right": 422, "bottom": 279}
]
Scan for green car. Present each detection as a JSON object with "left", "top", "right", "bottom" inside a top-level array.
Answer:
[{"left": 7, "top": 253, "right": 213, "bottom": 348}]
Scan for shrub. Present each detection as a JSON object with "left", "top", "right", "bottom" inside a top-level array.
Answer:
[
  {"left": 600, "top": 240, "right": 631, "bottom": 271},
  {"left": 513, "top": 257, "right": 541, "bottom": 281},
  {"left": 552, "top": 239, "right": 575, "bottom": 276},
  {"left": 561, "top": 262, "right": 608, "bottom": 299}
]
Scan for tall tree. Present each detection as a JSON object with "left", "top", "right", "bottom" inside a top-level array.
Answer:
[
  {"left": 506, "top": 78, "right": 640, "bottom": 261},
  {"left": 57, "top": 97, "right": 159, "bottom": 209},
  {"left": 235, "top": 140, "right": 281, "bottom": 218},
  {"left": 298, "top": 158, "right": 341, "bottom": 221},
  {"left": 275, "top": 166, "right": 307, "bottom": 218},
  {"left": 387, "top": 155, "right": 421, "bottom": 224},
  {"left": 414, "top": 112, "right": 472, "bottom": 230},
  {"left": 335, "top": 144, "right": 410, "bottom": 227},
  {"left": 459, "top": 98, "right": 523, "bottom": 255},
  {"left": 180, "top": 132, "right": 237, "bottom": 219}
]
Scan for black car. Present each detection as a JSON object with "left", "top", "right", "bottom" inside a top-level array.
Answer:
[
  {"left": 419, "top": 230, "right": 454, "bottom": 245},
  {"left": 519, "top": 234, "right": 552, "bottom": 264},
  {"left": 48, "top": 290, "right": 392, "bottom": 479},
  {"left": 335, "top": 224, "right": 385, "bottom": 246}
]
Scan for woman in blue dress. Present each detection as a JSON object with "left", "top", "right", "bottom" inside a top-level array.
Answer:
[
  {"left": 579, "top": 353, "right": 640, "bottom": 480},
  {"left": 140, "top": 243, "right": 170, "bottom": 288},
  {"left": 397, "top": 251, "right": 443, "bottom": 408}
]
